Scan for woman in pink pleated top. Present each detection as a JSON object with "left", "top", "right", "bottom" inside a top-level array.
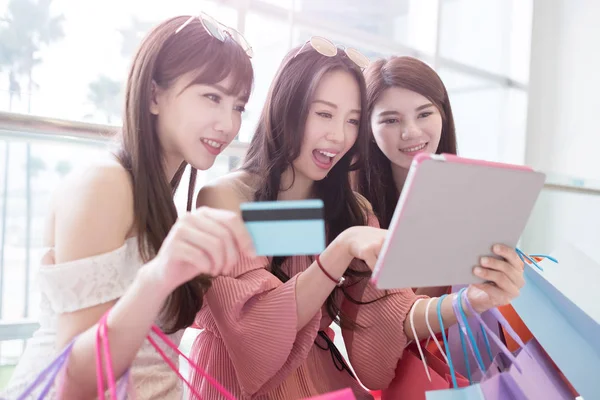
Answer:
[{"left": 188, "top": 38, "right": 527, "bottom": 400}]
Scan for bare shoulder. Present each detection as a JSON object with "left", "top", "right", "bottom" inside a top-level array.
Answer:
[
  {"left": 50, "top": 158, "right": 135, "bottom": 263},
  {"left": 196, "top": 170, "right": 256, "bottom": 214}
]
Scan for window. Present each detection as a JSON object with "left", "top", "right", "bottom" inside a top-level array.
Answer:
[
  {"left": 438, "top": 0, "right": 532, "bottom": 82},
  {"left": 440, "top": 67, "right": 527, "bottom": 164},
  {"left": 239, "top": 11, "right": 291, "bottom": 143},
  {"left": 0, "top": 0, "right": 238, "bottom": 122},
  {"left": 293, "top": 0, "right": 439, "bottom": 56},
  {"left": 0, "top": 137, "right": 106, "bottom": 365}
]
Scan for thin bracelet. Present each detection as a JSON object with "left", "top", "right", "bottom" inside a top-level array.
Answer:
[{"left": 315, "top": 254, "right": 345, "bottom": 286}]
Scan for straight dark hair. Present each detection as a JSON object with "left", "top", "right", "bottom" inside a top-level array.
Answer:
[
  {"left": 242, "top": 44, "right": 372, "bottom": 327},
  {"left": 116, "top": 16, "right": 253, "bottom": 333},
  {"left": 357, "top": 56, "right": 457, "bottom": 229}
]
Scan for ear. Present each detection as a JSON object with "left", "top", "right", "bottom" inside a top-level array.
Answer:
[{"left": 149, "top": 80, "right": 160, "bottom": 115}]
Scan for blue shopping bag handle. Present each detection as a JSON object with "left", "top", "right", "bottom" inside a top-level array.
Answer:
[
  {"left": 515, "top": 248, "right": 558, "bottom": 271},
  {"left": 437, "top": 294, "right": 460, "bottom": 389},
  {"left": 454, "top": 288, "right": 487, "bottom": 380},
  {"left": 438, "top": 290, "right": 486, "bottom": 387}
]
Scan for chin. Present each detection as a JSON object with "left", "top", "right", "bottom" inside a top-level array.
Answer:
[
  {"left": 187, "top": 156, "right": 216, "bottom": 171},
  {"left": 311, "top": 171, "right": 329, "bottom": 182},
  {"left": 393, "top": 156, "right": 413, "bottom": 170},
  {"left": 294, "top": 165, "right": 328, "bottom": 183}
]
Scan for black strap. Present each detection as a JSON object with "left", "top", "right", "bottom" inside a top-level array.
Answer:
[{"left": 315, "top": 330, "right": 356, "bottom": 379}]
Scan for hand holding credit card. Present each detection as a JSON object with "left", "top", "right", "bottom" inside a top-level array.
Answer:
[{"left": 240, "top": 199, "right": 326, "bottom": 256}]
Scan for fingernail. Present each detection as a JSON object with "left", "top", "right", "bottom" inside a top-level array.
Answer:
[
  {"left": 481, "top": 257, "right": 489, "bottom": 266},
  {"left": 493, "top": 245, "right": 501, "bottom": 252},
  {"left": 474, "top": 266, "right": 484, "bottom": 276}
]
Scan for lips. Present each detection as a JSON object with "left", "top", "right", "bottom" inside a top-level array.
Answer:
[
  {"left": 312, "top": 149, "right": 339, "bottom": 170},
  {"left": 400, "top": 142, "right": 427, "bottom": 153},
  {"left": 201, "top": 138, "right": 225, "bottom": 155}
]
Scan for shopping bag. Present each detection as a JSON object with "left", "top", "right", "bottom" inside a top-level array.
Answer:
[
  {"left": 304, "top": 388, "right": 356, "bottom": 399},
  {"left": 381, "top": 347, "right": 457, "bottom": 400},
  {"left": 425, "top": 292, "right": 518, "bottom": 400},
  {"left": 3, "top": 340, "right": 76, "bottom": 399},
  {"left": 9, "top": 310, "right": 236, "bottom": 400},
  {"left": 420, "top": 344, "right": 470, "bottom": 389},
  {"left": 94, "top": 312, "right": 131, "bottom": 400},
  {"left": 498, "top": 263, "right": 579, "bottom": 398},
  {"left": 382, "top": 297, "right": 469, "bottom": 399},
  {"left": 446, "top": 285, "right": 501, "bottom": 381},
  {"left": 457, "top": 289, "right": 574, "bottom": 399},
  {"left": 428, "top": 288, "right": 574, "bottom": 399},
  {"left": 98, "top": 313, "right": 236, "bottom": 400},
  {"left": 4, "top": 311, "right": 130, "bottom": 400},
  {"left": 511, "top": 243, "right": 599, "bottom": 399},
  {"left": 426, "top": 384, "right": 486, "bottom": 399},
  {"left": 497, "top": 255, "right": 548, "bottom": 352},
  {"left": 146, "top": 325, "right": 235, "bottom": 399},
  {"left": 425, "top": 292, "right": 488, "bottom": 400}
]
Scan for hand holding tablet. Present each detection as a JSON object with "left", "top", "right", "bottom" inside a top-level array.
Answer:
[{"left": 371, "top": 153, "right": 545, "bottom": 290}]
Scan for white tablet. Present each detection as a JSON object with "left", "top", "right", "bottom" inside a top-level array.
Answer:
[{"left": 371, "top": 153, "right": 546, "bottom": 290}]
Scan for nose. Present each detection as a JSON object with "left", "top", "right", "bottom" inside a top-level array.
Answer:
[
  {"left": 325, "top": 121, "right": 345, "bottom": 144},
  {"left": 400, "top": 120, "right": 420, "bottom": 140},
  {"left": 214, "top": 108, "right": 234, "bottom": 137}
]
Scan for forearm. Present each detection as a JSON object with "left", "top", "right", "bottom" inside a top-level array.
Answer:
[
  {"left": 415, "top": 286, "right": 449, "bottom": 297},
  {"left": 295, "top": 238, "right": 353, "bottom": 330},
  {"left": 404, "top": 294, "right": 469, "bottom": 341},
  {"left": 60, "top": 262, "right": 171, "bottom": 398}
]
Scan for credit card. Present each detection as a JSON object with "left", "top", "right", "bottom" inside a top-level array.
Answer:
[{"left": 240, "top": 199, "right": 326, "bottom": 256}]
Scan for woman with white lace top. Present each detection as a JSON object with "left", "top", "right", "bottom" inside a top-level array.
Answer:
[{"left": 2, "top": 14, "right": 256, "bottom": 399}]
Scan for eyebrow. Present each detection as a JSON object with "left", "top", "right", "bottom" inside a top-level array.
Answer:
[
  {"left": 313, "top": 99, "right": 360, "bottom": 114},
  {"left": 377, "top": 103, "right": 435, "bottom": 118},
  {"left": 206, "top": 83, "right": 249, "bottom": 102},
  {"left": 377, "top": 110, "right": 399, "bottom": 118},
  {"left": 416, "top": 103, "right": 435, "bottom": 111}
]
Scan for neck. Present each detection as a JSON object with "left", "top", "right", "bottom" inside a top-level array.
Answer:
[
  {"left": 392, "top": 163, "right": 409, "bottom": 195},
  {"left": 279, "top": 167, "right": 314, "bottom": 201},
  {"left": 163, "top": 151, "right": 184, "bottom": 183}
]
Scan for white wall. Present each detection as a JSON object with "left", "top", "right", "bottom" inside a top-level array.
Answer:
[
  {"left": 525, "top": 0, "right": 600, "bottom": 180},
  {"left": 521, "top": 0, "right": 600, "bottom": 260}
]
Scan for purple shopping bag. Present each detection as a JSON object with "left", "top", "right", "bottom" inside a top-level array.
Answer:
[
  {"left": 457, "top": 290, "right": 573, "bottom": 399},
  {"left": 6, "top": 312, "right": 130, "bottom": 400},
  {"left": 5, "top": 340, "right": 76, "bottom": 400},
  {"left": 447, "top": 285, "right": 502, "bottom": 380},
  {"left": 2, "top": 339, "right": 129, "bottom": 400}
]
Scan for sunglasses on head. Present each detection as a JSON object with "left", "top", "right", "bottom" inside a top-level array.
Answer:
[
  {"left": 294, "top": 36, "right": 370, "bottom": 70},
  {"left": 176, "top": 12, "right": 253, "bottom": 58}
]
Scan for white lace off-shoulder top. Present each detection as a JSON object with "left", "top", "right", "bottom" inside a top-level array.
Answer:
[{"left": 1, "top": 237, "right": 183, "bottom": 399}]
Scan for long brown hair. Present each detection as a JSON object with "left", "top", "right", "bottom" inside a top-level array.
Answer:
[
  {"left": 357, "top": 56, "right": 457, "bottom": 229},
  {"left": 242, "top": 44, "right": 371, "bottom": 327},
  {"left": 117, "top": 16, "right": 253, "bottom": 333}
]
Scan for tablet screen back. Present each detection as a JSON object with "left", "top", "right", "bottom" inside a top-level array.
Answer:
[{"left": 372, "top": 155, "right": 545, "bottom": 290}]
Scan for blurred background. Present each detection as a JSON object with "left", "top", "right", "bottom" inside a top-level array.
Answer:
[{"left": 0, "top": 0, "right": 598, "bottom": 388}]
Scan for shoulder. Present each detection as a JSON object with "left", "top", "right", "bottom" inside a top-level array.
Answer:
[
  {"left": 352, "top": 191, "right": 380, "bottom": 228},
  {"left": 196, "top": 170, "right": 256, "bottom": 214},
  {"left": 51, "top": 158, "right": 135, "bottom": 263},
  {"left": 353, "top": 191, "right": 374, "bottom": 215}
]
